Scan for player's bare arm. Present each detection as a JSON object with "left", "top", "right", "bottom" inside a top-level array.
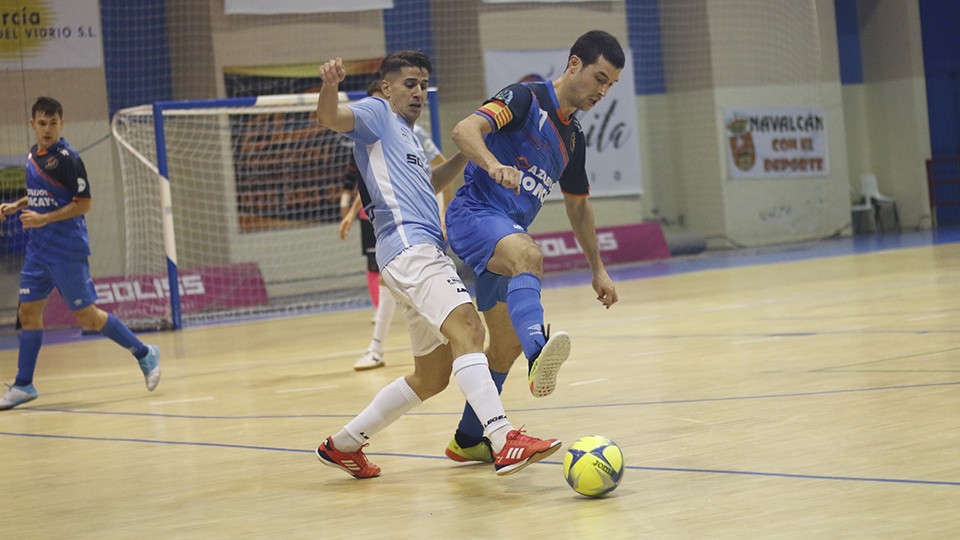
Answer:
[
  {"left": 0, "top": 196, "right": 28, "bottom": 220},
  {"left": 20, "top": 199, "right": 91, "bottom": 230},
  {"left": 564, "top": 194, "right": 618, "bottom": 309},
  {"left": 315, "top": 58, "right": 355, "bottom": 133},
  {"left": 338, "top": 195, "right": 362, "bottom": 240},
  {"left": 429, "top": 151, "right": 468, "bottom": 194},
  {"left": 452, "top": 114, "right": 521, "bottom": 194}
]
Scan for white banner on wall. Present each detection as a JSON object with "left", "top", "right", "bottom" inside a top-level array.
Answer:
[
  {"left": 0, "top": 0, "right": 103, "bottom": 71},
  {"left": 483, "top": 49, "right": 643, "bottom": 198},
  {"left": 225, "top": 0, "right": 393, "bottom": 14},
  {"left": 724, "top": 107, "right": 829, "bottom": 179}
]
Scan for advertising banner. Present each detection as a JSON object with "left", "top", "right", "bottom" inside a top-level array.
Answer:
[
  {"left": 43, "top": 263, "right": 269, "bottom": 328},
  {"left": 225, "top": 0, "right": 392, "bottom": 14},
  {"left": 724, "top": 107, "right": 829, "bottom": 179},
  {"left": 532, "top": 222, "right": 668, "bottom": 274},
  {"left": 0, "top": 0, "right": 103, "bottom": 71}
]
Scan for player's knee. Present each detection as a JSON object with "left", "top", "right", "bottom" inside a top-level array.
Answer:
[
  {"left": 74, "top": 306, "right": 107, "bottom": 331},
  {"left": 443, "top": 305, "right": 486, "bottom": 351},
  {"left": 460, "top": 312, "right": 486, "bottom": 348},
  {"left": 516, "top": 242, "right": 544, "bottom": 275},
  {"left": 17, "top": 304, "right": 43, "bottom": 328}
]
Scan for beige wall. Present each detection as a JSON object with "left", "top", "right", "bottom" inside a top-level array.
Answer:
[
  {"left": 855, "top": 0, "right": 932, "bottom": 229},
  {"left": 0, "top": 0, "right": 935, "bottom": 274}
]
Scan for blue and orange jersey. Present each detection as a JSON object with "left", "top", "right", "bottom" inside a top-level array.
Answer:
[
  {"left": 456, "top": 81, "right": 589, "bottom": 228},
  {"left": 24, "top": 138, "right": 91, "bottom": 262}
]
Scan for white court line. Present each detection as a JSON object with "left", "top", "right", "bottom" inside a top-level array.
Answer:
[
  {"left": 569, "top": 378, "right": 606, "bottom": 387},
  {"left": 276, "top": 385, "right": 340, "bottom": 394},
  {"left": 150, "top": 397, "right": 214, "bottom": 406}
]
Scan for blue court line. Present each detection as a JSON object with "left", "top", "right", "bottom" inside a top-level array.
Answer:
[
  {"left": 11, "top": 380, "right": 959, "bottom": 420},
  {"left": 2, "top": 431, "right": 956, "bottom": 487}
]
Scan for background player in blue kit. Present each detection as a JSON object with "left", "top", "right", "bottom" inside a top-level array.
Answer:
[
  {"left": 0, "top": 97, "right": 160, "bottom": 411},
  {"left": 313, "top": 51, "right": 561, "bottom": 479},
  {"left": 443, "top": 31, "right": 624, "bottom": 462}
]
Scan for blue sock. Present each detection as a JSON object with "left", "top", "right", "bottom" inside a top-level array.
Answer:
[
  {"left": 15, "top": 330, "right": 43, "bottom": 387},
  {"left": 456, "top": 370, "right": 509, "bottom": 443},
  {"left": 506, "top": 272, "right": 546, "bottom": 361},
  {"left": 100, "top": 314, "right": 148, "bottom": 358}
]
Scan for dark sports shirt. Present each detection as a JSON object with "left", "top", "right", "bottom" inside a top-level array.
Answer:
[
  {"left": 342, "top": 154, "right": 372, "bottom": 221},
  {"left": 24, "top": 137, "right": 91, "bottom": 262},
  {"left": 455, "top": 80, "right": 589, "bottom": 228}
]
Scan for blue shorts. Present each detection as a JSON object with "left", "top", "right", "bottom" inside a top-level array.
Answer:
[
  {"left": 446, "top": 197, "right": 524, "bottom": 312},
  {"left": 447, "top": 196, "right": 527, "bottom": 276},
  {"left": 474, "top": 271, "right": 509, "bottom": 312},
  {"left": 20, "top": 256, "right": 98, "bottom": 311}
]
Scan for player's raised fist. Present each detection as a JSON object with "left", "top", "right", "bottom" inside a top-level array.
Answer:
[{"left": 319, "top": 58, "right": 346, "bottom": 85}]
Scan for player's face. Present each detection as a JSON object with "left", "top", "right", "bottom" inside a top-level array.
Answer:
[
  {"left": 30, "top": 112, "right": 63, "bottom": 151},
  {"left": 383, "top": 66, "right": 429, "bottom": 126},
  {"left": 570, "top": 55, "right": 621, "bottom": 112}
]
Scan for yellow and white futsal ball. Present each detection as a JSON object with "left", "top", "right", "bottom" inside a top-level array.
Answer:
[{"left": 562, "top": 435, "right": 624, "bottom": 498}]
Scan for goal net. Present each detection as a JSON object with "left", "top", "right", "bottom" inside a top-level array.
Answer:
[{"left": 111, "top": 90, "right": 439, "bottom": 330}]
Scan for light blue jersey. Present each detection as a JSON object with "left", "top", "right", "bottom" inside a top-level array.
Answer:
[{"left": 346, "top": 97, "right": 445, "bottom": 270}]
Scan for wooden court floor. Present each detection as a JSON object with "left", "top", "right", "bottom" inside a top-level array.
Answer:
[{"left": 1, "top": 236, "right": 958, "bottom": 538}]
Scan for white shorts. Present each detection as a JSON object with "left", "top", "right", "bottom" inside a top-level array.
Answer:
[{"left": 381, "top": 243, "right": 474, "bottom": 356}]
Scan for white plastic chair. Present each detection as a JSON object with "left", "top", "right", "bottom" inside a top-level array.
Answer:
[
  {"left": 850, "top": 188, "right": 873, "bottom": 233},
  {"left": 860, "top": 174, "right": 900, "bottom": 232}
]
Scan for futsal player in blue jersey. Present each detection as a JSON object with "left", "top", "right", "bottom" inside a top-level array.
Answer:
[
  {"left": 443, "top": 31, "right": 624, "bottom": 462},
  {"left": 0, "top": 97, "right": 160, "bottom": 411},
  {"left": 313, "top": 51, "right": 561, "bottom": 478}
]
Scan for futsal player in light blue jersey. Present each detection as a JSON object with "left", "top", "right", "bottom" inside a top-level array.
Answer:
[
  {"left": 313, "top": 51, "right": 561, "bottom": 479},
  {"left": 0, "top": 97, "right": 160, "bottom": 411},
  {"left": 443, "top": 31, "right": 624, "bottom": 463}
]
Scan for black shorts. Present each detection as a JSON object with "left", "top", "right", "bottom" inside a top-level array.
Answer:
[{"left": 360, "top": 218, "right": 378, "bottom": 273}]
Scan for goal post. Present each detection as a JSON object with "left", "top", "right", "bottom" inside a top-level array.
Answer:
[{"left": 111, "top": 89, "right": 441, "bottom": 330}]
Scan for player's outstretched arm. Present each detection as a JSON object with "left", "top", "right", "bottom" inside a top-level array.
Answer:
[
  {"left": 564, "top": 194, "right": 618, "bottom": 309},
  {"left": 316, "top": 58, "right": 355, "bottom": 133}
]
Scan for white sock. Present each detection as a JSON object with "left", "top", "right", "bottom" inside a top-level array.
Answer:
[
  {"left": 452, "top": 353, "right": 512, "bottom": 452},
  {"left": 331, "top": 377, "right": 421, "bottom": 452},
  {"left": 368, "top": 288, "right": 396, "bottom": 354}
]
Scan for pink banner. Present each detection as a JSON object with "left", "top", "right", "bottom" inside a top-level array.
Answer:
[
  {"left": 532, "top": 222, "right": 669, "bottom": 274},
  {"left": 43, "top": 263, "right": 268, "bottom": 328}
]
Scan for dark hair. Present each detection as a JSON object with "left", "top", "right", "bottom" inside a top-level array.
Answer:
[
  {"left": 380, "top": 51, "right": 432, "bottom": 78},
  {"left": 570, "top": 30, "right": 625, "bottom": 70},
  {"left": 366, "top": 76, "right": 382, "bottom": 96},
  {"left": 32, "top": 96, "right": 63, "bottom": 118}
]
